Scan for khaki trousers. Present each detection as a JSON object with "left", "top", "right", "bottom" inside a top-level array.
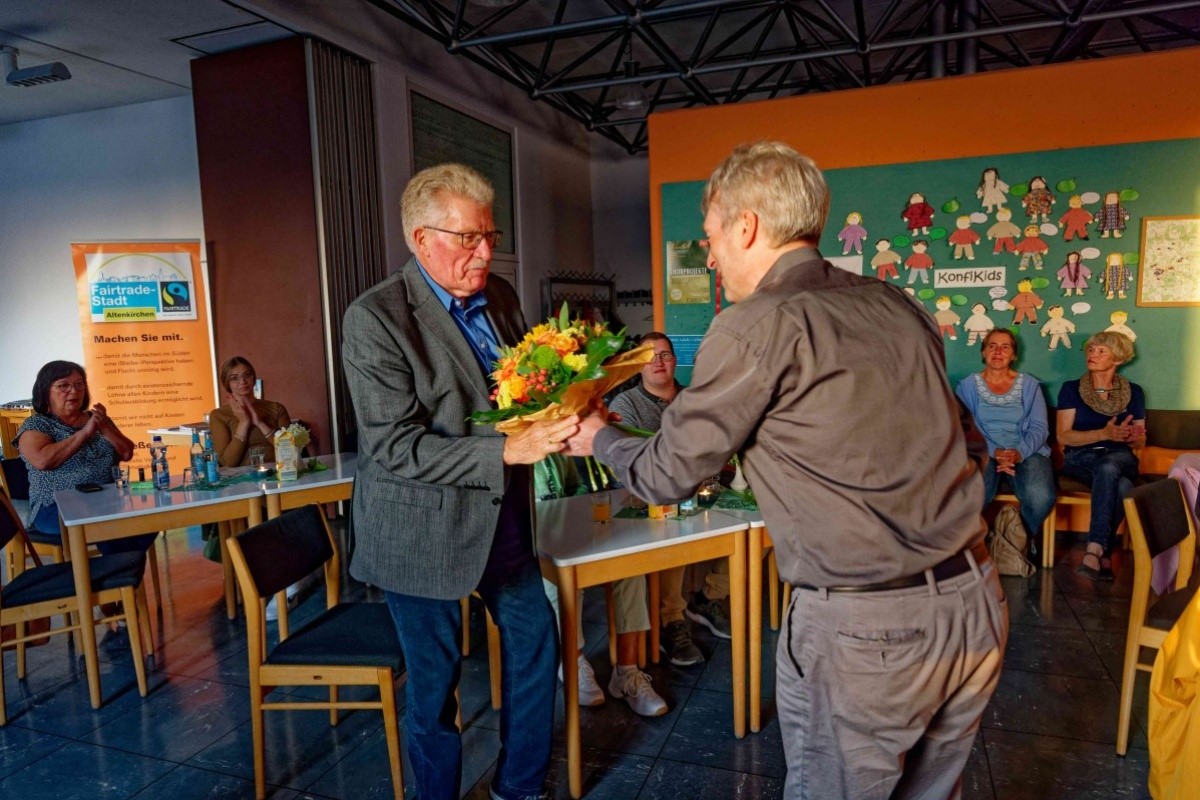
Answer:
[
  {"left": 543, "top": 576, "right": 650, "bottom": 648},
  {"left": 776, "top": 560, "right": 1008, "bottom": 800}
]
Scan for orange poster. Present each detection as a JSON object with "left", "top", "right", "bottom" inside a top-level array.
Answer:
[{"left": 71, "top": 241, "right": 216, "bottom": 473}]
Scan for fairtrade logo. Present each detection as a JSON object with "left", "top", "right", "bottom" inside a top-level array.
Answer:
[{"left": 159, "top": 281, "right": 192, "bottom": 313}]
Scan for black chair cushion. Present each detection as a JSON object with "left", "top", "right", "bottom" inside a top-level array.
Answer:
[
  {"left": 1148, "top": 583, "right": 1199, "bottom": 630},
  {"left": 236, "top": 506, "right": 333, "bottom": 597},
  {"left": 1, "top": 458, "right": 30, "bottom": 502},
  {"left": 1, "top": 552, "right": 146, "bottom": 608},
  {"left": 1129, "top": 479, "right": 1192, "bottom": 558},
  {"left": 25, "top": 528, "right": 63, "bottom": 547},
  {"left": 266, "top": 602, "right": 404, "bottom": 672}
]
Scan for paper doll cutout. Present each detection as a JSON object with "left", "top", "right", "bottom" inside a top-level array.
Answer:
[
  {"left": 838, "top": 211, "right": 868, "bottom": 255},
  {"left": 1015, "top": 224, "right": 1050, "bottom": 271},
  {"left": 905, "top": 240, "right": 934, "bottom": 284},
  {"left": 1058, "top": 195, "right": 1093, "bottom": 242},
  {"left": 963, "top": 303, "right": 996, "bottom": 346},
  {"left": 1021, "top": 176, "right": 1055, "bottom": 223},
  {"left": 988, "top": 208, "right": 1021, "bottom": 254},
  {"left": 1106, "top": 309, "right": 1137, "bottom": 341},
  {"left": 1095, "top": 191, "right": 1130, "bottom": 238},
  {"left": 1100, "top": 252, "right": 1132, "bottom": 299},
  {"left": 870, "top": 238, "right": 902, "bottom": 281},
  {"left": 901, "top": 192, "right": 934, "bottom": 235},
  {"left": 933, "top": 296, "right": 960, "bottom": 341},
  {"left": 947, "top": 216, "right": 980, "bottom": 260},
  {"left": 1056, "top": 251, "right": 1091, "bottom": 296},
  {"left": 1011, "top": 278, "right": 1044, "bottom": 325},
  {"left": 976, "top": 167, "right": 1009, "bottom": 213},
  {"left": 1040, "top": 305, "right": 1076, "bottom": 350}
]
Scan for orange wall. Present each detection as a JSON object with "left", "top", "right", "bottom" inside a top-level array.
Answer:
[{"left": 647, "top": 47, "right": 1200, "bottom": 329}]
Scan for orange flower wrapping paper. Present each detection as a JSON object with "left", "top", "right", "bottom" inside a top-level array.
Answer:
[{"left": 493, "top": 343, "right": 655, "bottom": 435}]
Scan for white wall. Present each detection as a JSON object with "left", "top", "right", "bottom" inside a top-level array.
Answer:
[{"left": 0, "top": 95, "right": 204, "bottom": 403}]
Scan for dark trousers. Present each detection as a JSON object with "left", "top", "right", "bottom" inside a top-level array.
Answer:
[
  {"left": 384, "top": 559, "right": 558, "bottom": 800},
  {"left": 1061, "top": 446, "right": 1139, "bottom": 554}
]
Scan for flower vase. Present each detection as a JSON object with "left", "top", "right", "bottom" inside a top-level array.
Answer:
[{"left": 730, "top": 462, "right": 749, "bottom": 492}]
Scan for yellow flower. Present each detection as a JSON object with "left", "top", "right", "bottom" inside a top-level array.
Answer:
[
  {"left": 506, "top": 375, "right": 527, "bottom": 400},
  {"left": 563, "top": 354, "right": 587, "bottom": 372}
]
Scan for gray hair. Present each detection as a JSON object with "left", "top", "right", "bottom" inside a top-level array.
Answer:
[
  {"left": 1084, "top": 330, "right": 1135, "bottom": 364},
  {"left": 401, "top": 163, "right": 494, "bottom": 251},
  {"left": 701, "top": 141, "right": 830, "bottom": 247}
]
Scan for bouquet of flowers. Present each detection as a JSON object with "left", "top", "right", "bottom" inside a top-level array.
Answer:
[
  {"left": 275, "top": 422, "right": 311, "bottom": 451},
  {"left": 471, "top": 304, "right": 653, "bottom": 435}
]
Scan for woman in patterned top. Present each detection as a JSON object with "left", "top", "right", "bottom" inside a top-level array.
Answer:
[
  {"left": 15, "top": 360, "right": 154, "bottom": 554},
  {"left": 955, "top": 329, "right": 1056, "bottom": 556}
]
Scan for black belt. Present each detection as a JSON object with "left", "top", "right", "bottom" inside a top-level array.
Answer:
[{"left": 799, "top": 541, "right": 991, "bottom": 593}]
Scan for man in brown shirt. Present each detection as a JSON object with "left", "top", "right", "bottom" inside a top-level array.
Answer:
[{"left": 566, "top": 142, "right": 1007, "bottom": 799}]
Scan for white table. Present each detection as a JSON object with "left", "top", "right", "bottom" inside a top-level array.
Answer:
[
  {"left": 536, "top": 492, "right": 750, "bottom": 798},
  {"left": 259, "top": 453, "right": 357, "bottom": 520},
  {"left": 55, "top": 480, "right": 265, "bottom": 708}
]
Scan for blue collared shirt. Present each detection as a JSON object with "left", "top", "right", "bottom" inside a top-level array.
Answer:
[{"left": 417, "top": 261, "right": 500, "bottom": 374}]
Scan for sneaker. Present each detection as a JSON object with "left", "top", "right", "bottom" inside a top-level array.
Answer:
[
  {"left": 686, "top": 592, "right": 732, "bottom": 639},
  {"left": 608, "top": 667, "right": 668, "bottom": 717},
  {"left": 660, "top": 620, "right": 704, "bottom": 666},
  {"left": 577, "top": 655, "right": 605, "bottom": 707}
]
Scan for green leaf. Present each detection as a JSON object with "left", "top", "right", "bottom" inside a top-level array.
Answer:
[
  {"left": 1119, "top": 188, "right": 1140, "bottom": 202},
  {"left": 558, "top": 301, "right": 570, "bottom": 331},
  {"left": 942, "top": 198, "right": 961, "bottom": 214}
]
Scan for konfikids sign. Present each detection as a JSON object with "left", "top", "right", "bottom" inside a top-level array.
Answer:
[{"left": 72, "top": 242, "right": 216, "bottom": 473}]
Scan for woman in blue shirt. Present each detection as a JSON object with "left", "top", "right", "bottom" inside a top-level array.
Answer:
[
  {"left": 1056, "top": 331, "right": 1145, "bottom": 580},
  {"left": 956, "top": 329, "right": 1056, "bottom": 557}
]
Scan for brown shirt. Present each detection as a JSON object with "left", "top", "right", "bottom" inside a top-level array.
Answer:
[
  {"left": 208, "top": 399, "right": 290, "bottom": 467},
  {"left": 594, "top": 247, "right": 988, "bottom": 588}
]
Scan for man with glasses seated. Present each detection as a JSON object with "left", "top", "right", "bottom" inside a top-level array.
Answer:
[{"left": 609, "top": 333, "right": 732, "bottom": 667}]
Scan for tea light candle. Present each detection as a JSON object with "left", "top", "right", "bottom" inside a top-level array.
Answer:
[{"left": 697, "top": 486, "right": 719, "bottom": 508}]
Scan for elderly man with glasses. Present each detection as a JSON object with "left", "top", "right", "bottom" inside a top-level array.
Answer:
[{"left": 343, "top": 163, "right": 577, "bottom": 800}]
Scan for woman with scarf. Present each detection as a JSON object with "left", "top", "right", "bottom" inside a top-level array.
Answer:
[{"left": 1056, "top": 331, "right": 1146, "bottom": 580}]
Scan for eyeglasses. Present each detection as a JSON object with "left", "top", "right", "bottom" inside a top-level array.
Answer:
[
  {"left": 649, "top": 352, "right": 676, "bottom": 363},
  {"left": 51, "top": 380, "right": 87, "bottom": 393},
  {"left": 227, "top": 372, "right": 255, "bottom": 384},
  {"left": 424, "top": 227, "right": 503, "bottom": 250}
]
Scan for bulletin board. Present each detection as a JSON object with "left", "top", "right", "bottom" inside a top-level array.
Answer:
[{"left": 661, "top": 137, "right": 1200, "bottom": 407}]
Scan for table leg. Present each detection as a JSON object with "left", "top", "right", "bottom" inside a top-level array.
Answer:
[
  {"left": 248, "top": 499, "right": 263, "bottom": 527},
  {"left": 266, "top": 495, "right": 282, "bottom": 520},
  {"left": 68, "top": 524, "right": 102, "bottom": 709},
  {"left": 219, "top": 521, "right": 236, "bottom": 619},
  {"left": 749, "top": 528, "right": 763, "bottom": 734},
  {"left": 558, "top": 566, "right": 582, "bottom": 799},
  {"left": 730, "top": 529, "right": 747, "bottom": 739},
  {"left": 648, "top": 571, "right": 660, "bottom": 665}
]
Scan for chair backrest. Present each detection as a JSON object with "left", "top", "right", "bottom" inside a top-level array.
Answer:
[
  {"left": 0, "top": 485, "right": 21, "bottom": 551},
  {"left": 1145, "top": 409, "right": 1200, "bottom": 450},
  {"left": 1126, "top": 479, "right": 1195, "bottom": 558},
  {"left": 231, "top": 505, "right": 335, "bottom": 600},
  {"left": 0, "top": 458, "right": 29, "bottom": 502}
]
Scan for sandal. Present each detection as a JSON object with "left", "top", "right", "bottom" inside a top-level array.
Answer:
[
  {"left": 1076, "top": 551, "right": 1104, "bottom": 581},
  {"left": 1098, "top": 557, "right": 1116, "bottom": 582}
]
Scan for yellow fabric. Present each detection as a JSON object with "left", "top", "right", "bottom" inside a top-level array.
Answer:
[{"left": 1149, "top": 589, "right": 1200, "bottom": 800}]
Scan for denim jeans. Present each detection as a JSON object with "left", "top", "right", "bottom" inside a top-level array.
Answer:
[
  {"left": 384, "top": 559, "right": 558, "bottom": 800},
  {"left": 982, "top": 452, "right": 1057, "bottom": 551},
  {"left": 33, "top": 504, "right": 156, "bottom": 555},
  {"left": 1060, "top": 446, "right": 1139, "bottom": 553}
]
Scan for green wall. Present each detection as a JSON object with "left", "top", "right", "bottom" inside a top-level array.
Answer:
[{"left": 662, "top": 137, "right": 1200, "bottom": 409}]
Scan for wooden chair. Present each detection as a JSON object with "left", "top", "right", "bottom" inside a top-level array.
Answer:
[
  {"left": 1117, "top": 478, "right": 1197, "bottom": 755},
  {"left": 0, "top": 485, "right": 152, "bottom": 725},
  {"left": 226, "top": 504, "right": 403, "bottom": 800}
]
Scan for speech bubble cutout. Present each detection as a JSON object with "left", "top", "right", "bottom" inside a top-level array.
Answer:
[
  {"left": 988, "top": 285, "right": 1009, "bottom": 299},
  {"left": 1010, "top": 182, "right": 1029, "bottom": 197},
  {"left": 892, "top": 234, "right": 912, "bottom": 248},
  {"left": 929, "top": 226, "right": 948, "bottom": 241},
  {"left": 1080, "top": 246, "right": 1101, "bottom": 260},
  {"left": 1040, "top": 223, "right": 1059, "bottom": 236},
  {"left": 1123, "top": 252, "right": 1139, "bottom": 265},
  {"left": 970, "top": 212, "right": 988, "bottom": 224},
  {"left": 992, "top": 299, "right": 1011, "bottom": 311},
  {"left": 1031, "top": 277, "right": 1051, "bottom": 290},
  {"left": 1071, "top": 302, "right": 1091, "bottom": 315},
  {"left": 951, "top": 294, "right": 970, "bottom": 306},
  {"left": 917, "top": 288, "right": 937, "bottom": 301},
  {"left": 904, "top": 287, "right": 916, "bottom": 296},
  {"left": 1080, "top": 191, "right": 1101, "bottom": 204}
]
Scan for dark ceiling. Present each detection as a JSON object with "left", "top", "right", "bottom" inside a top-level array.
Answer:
[{"left": 364, "top": 0, "right": 1200, "bottom": 153}]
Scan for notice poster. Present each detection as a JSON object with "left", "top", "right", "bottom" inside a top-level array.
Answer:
[
  {"left": 665, "top": 240, "right": 712, "bottom": 304},
  {"left": 72, "top": 242, "right": 216, "bottom": 472}
]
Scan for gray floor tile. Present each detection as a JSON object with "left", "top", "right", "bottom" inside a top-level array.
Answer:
[
  {"left": 983, "top": 728, "right": 1150, "bottom": 800},
  {"left": 0, "top": 724, "right": 72, "bottom": 780},
  {"left": 131, "top": 763, "right": 303, "bottom": 799},
  {"left": 0, "top": 740, "right": 176, "bottom": 800},
  {"left": 1002, "top": 625, "right": 1110, "bottom": 678},
  {"left": 1063, "top": 592, "right": 1136, "bottom": 634},
  {"left": 999, "top": 572, "right": 1081, "bottom": 629},
  {"left": 659, "top": 688, "right": 786, "bottom": 779},
  {"left": 463, "top": 745, "right": 655, "bottom": 800},
  {"left": 637, "top": 758, "right": 785, "bottom": 799},
  {"left": 962, "top": 732, "right": 995, "bottom": 800}
]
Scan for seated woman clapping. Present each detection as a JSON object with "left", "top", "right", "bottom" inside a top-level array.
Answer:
[{"left": 208, "top": 356, "right": 291, "bottom": 467}]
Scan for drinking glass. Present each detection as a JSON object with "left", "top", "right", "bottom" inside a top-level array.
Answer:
[
  {"left": 590, "top": 491, "right": 612, "bottom": 524},
  {"left": 248, "top": 446, "right": 266, "bottom": 468},
  {"left": 111, "top": 465, "right": 130, "bottom": 489}
]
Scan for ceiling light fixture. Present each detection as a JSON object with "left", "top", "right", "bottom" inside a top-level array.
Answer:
[
  {"left": 613, "top": 43, "right": 647, "bottom": 112},
  {"left": 1, "top": 46, "right": 72, "bottom": 87}
]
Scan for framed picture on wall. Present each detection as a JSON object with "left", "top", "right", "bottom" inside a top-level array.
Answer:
[{"left": 1137, "top": 215, "right": 1200, "bottom": 306}]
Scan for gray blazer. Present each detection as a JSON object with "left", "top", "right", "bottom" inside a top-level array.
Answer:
[{"left": 342, "top": 258, "right": 530, "bottom": 599}]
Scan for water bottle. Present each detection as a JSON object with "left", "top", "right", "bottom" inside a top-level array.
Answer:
[
  {"left": 203, "top": 433, "right": 220, "bottom": 485},
  {"left": 190, "top": 430, "right": 207, "bottom": 486},
  {"left": 151, "top": 435, "right": 170, "bottom": 490}
]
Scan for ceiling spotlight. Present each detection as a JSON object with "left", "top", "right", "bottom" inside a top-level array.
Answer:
[
  {"left": 1, "top": 45, "right": 72, "bottom": 87},
  {"left": 614, "top": 51, "right": 647, "bottom": 112}
]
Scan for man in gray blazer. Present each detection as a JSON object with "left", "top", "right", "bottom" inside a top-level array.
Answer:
[{"left": 343, "top": 163, "right": 580, "bottom": 800}]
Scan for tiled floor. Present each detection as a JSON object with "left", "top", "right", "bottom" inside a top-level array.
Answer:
[{"left": 0, "top": 526, "right": 1154, "bottom": 799}]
